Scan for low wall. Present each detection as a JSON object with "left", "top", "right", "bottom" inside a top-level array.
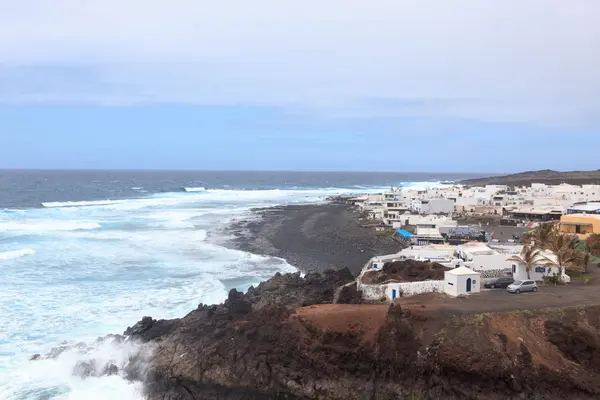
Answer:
[
  {"left": 389, "top": 281, "right": 445, "bottom": 298},
  {"left": 358, "top": 280, "right": 444, "bottom": 301},
  {"left": 359, "top": 283, "right": 387, "bottom": 301}
]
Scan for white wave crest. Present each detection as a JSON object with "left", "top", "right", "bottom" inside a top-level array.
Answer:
[
  {"left": 149, "top": 220, "right": 195, "bottom": 229},
  {"left": 184, "top": 187, "right": 206, "bottom": 192},
  {"left": 0, "top": 248, "right": 35, "bottom": 261},
  {"left": 0, "top": 221, "right": 101, "bottom": 232},
  {"left": 42, "top": 200, "right": 124, "bottom": 208}
]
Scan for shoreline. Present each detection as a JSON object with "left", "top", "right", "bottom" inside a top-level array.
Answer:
[{"left": 223, "top": 202, "right": 401, "bottom": 275}]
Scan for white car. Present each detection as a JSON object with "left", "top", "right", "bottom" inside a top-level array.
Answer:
[{"left": 507, "top": 280, "right": 538, "bottom": 294}]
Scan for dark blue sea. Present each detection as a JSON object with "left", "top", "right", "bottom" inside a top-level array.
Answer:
[{"left": 0, "top": 170, "right": 481, "bottom": 399}]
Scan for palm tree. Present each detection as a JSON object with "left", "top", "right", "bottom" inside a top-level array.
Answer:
[
  {"left": 526, "top": 222, "right": 556, "bottom": 250},
  {"left": 545, "top": 232, "right": 583, "bottom": 277},
  {"left": 506, "top": 244, "right": 550, "bottom": 280},
  {"left": 586, "top": 233, "right": 600, "bottom": 257}
]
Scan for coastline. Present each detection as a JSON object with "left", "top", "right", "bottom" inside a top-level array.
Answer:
[{"left": 224, "top": 202, "right": 401, "bottom": 275}]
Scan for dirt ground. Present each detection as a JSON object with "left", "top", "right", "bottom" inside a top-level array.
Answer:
[{"left": 294, "top": 304, "right": 388, "bottom": 343}]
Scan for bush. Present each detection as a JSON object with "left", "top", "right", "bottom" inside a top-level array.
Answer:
[{"left": 543, "top": 273, "right": 562, "bottom": 286}]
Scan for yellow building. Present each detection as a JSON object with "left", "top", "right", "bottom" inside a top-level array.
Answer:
[{"left": 559, "top": 214, "right": 600, "bottom": 239}]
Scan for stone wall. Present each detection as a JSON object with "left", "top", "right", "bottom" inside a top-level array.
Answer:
[
  {"left": 358, "top": 280, "right": 444, "bottom": 301},
  {"left": 472, "top": 268, "right": 512, "bottom": 279},
  {"left": 388, "top": 281, "right": 445, "bottom": 298}
]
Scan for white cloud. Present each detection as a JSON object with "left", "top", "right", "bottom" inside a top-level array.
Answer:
[{"left": 1, "top": 0, "right": 599, "bottom": 126}]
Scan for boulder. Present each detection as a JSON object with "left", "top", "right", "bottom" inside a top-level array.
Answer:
[{"left": 124, "top": 316, "right": 154, "bottom": 337}]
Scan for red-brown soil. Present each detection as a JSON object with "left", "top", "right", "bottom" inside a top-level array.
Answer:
[{"left": 294, "top": 304, "right": 388, "bottom": 344}]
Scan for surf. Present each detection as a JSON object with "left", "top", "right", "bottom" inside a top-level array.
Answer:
[{"left": 0, "top": 248, "right": 35, "bottom": 261}]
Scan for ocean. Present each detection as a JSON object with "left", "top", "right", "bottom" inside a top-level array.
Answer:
[{"left": 0, "top": 170, "right": 478, "bottom": 400}]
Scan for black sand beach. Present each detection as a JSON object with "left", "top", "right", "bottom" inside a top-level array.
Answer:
[{"left": 227, "top": 203, "right": 401, "bottom": 275}]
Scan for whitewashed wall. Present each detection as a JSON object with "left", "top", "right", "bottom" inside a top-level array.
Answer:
[
  {"left": 358, "top": 280, "right": 444, "bottom": 301},
  {"left": 386, "top": 281, "right": 445, "bottom": 299},
  {"left": 358, "top": 283, "right": 387, "bottom": 301},
  {"left": 513, "top": 263, "right": 567, "bottom": 282}
]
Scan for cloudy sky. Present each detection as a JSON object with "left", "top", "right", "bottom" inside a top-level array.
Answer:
[{"left": 1, "top": 0, "right": 599, "bottom": 172}]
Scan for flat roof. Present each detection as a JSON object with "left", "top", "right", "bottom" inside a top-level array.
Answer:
[
  {"left": 415, "top": 227, "right": 443, "bottom": 237},
  {"left": 446, "top": 266, "right": 479, "bottom": 276},
  {"left": 568, "top": 203, "right": 600, "bottom": 212},
  {"left": 510, "top": 208, "right": 563, "bottom": 215},
  {"left": 562, "top": 214, "right": 600, "bottom": 220}
]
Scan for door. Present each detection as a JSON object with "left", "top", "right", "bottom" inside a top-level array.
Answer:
[
  {"left": 466, "top": 278, "right": 472, "bottom": 292},
  {"left": 392, "top": 289, "right": 397, "bottom": 299}
]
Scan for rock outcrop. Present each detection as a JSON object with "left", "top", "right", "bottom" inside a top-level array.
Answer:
[{"left": 118, "top": 270, "right": 600, "bottom": 399}]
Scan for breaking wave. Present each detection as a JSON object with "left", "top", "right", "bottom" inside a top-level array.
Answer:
[
  {"left": 42, "top": 200, "right": 124, "bottom": 208},
  {"left": 0, "top": 338, "right": 151, "bottom": 400},
  {"left": 183, "top": 187, "right": 206, "bottom": 192},
  {"left": 0, "top": 221, "right": 102, "bottom": 232},
  {"left": 0, "top": 248, "right": 35, "bottom": 261}
]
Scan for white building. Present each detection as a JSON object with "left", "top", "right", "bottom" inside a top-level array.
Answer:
[
  {"left": 508, "top": 251, "right": 571, "bottom": 283},
  {"left": 444, "top": 266, "right": 481, "bottom": 297},
  {"left": 413, "top": 199, "right": 456, "bottom": 215}
]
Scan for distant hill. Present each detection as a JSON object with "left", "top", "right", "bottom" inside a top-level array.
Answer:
[{"left": 459, "top": 169, "right": 600, "bottom": 186}]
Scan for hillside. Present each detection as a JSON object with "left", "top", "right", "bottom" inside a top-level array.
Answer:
[{"left": 460, "top": 169, "right": 600, "bottom": 186}]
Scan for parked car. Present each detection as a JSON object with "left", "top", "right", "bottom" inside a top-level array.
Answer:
[
  {"left": 507, "top": 280, "right": 538, "bottom": 294},
  {"left": 484, "top": 277, "right": 515, "bottom": 289}
]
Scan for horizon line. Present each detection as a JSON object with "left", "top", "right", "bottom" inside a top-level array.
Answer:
[{"left": 0, "top": 167, "right": 498, "bottom": 175}]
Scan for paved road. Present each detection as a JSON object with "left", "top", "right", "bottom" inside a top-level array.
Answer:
[{"left": 400, "top": 267, "right": 600, "bottom": 315}]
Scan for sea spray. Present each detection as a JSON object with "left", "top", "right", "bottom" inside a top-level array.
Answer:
[{"left": 1, "top": 336, "right": 153, "bottom": 400}]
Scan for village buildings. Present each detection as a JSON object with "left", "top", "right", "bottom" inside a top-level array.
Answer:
[{"left": 349, "top": 181, "right": 600, "bottom": 302}]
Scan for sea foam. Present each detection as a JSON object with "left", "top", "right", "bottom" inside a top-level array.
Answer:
[
  {"left": 0, "top": 248, "right": 35, "bottom": 261},
  {"left": 1, "top": 185, "right": 377, "bottom": 399},
  {"left": 0, "top": 221, "right": 101, "bottom": 232}
]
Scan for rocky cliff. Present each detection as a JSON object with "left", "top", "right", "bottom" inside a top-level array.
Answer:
[{"left": 120, "top": 270, "right": 600, "bottom": 400}]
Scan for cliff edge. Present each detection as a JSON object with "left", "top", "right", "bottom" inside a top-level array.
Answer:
[{"left": 122, "top": 270, "right": 600, "bottom": 400}]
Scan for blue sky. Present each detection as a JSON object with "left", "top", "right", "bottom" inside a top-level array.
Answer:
[{"left": 1, "top": 1, "right": 599, "bottom": 172}]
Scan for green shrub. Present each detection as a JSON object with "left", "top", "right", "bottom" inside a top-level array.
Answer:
[{"left": 543, "top": 273, "right": 561, "bottom": 286}]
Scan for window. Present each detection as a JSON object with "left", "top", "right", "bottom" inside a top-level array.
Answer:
[
  {"left": 447, "top": 282, "right": 454, "bottom": 286},
  {"left": 534, "top": 266, "right": 545, "bottom": 273}
]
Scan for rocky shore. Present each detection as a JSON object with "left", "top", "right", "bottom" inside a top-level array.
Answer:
[
  {"left": 80, "top": 268, "right": 600, "bottom": 400},
  {"left": 226, "top": 203, "right": 401, "bottom": 275}
]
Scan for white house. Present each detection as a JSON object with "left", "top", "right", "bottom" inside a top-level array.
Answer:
[
  {"left": 444, "top": 266, "right": 481, "bottom": 297},
  {"left": 508, "top": 252, "right": 571, "bottom": 283}
]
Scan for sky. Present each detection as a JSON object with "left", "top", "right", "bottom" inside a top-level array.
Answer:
[{"left": 1, "top": 0, "right": 599, "bottom": 173}]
